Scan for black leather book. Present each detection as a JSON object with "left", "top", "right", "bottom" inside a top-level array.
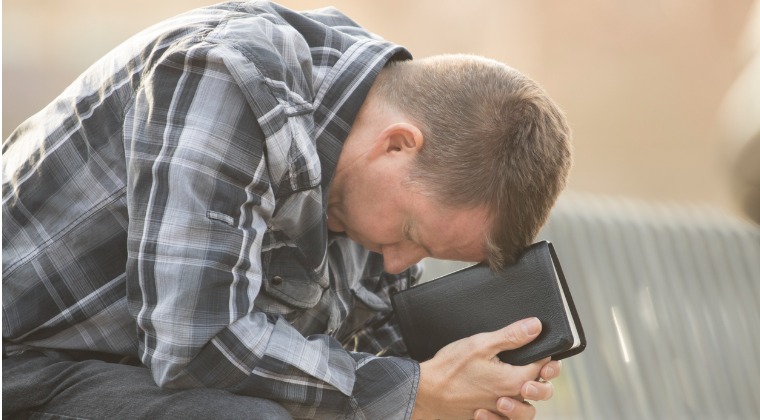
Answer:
[{"left": 391, "top": 241, "right": 586, "bottom": 366}]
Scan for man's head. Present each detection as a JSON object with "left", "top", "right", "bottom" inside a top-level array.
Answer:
[{"left": 328, "top": 54, "right": 572, "bottom": 272}]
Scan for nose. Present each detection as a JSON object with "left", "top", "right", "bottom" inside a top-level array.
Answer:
[{"left": 381, "top": 244, "right": 426, "bottom": 274}]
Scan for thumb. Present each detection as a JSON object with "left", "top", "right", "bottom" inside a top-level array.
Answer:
[{"left": 487, "top": 317, "right": 542, "bottom": 353}]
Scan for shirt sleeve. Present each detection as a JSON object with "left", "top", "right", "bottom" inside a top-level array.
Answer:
[{"left": 124, "top": 41, "right": 419, "bottom": 418}]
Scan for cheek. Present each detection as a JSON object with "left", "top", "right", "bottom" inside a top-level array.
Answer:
[
  {"left": 344, "top": 207, "right": 380, "bottom": 239},
  {"left": 344, "top": 191, "right": 402, "bottom": 242},
  {"left": 356, "top": 215, "right": 400, "bottom": 245},
  {"left": 359, "top": 217, "right": 393, "bottom": 241}
]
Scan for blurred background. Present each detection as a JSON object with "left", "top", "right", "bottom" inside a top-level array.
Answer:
[{"left": 3, "top": 0, "right": 759, "bottom": 418}]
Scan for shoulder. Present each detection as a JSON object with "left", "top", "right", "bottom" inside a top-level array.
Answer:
[{"left": 200, "top": 2, "right": 385, "bottom": 102}]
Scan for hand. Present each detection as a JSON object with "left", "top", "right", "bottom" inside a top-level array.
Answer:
[
  {"left": 472, "top": 359, "right": 563, "bottom": 420},
  {"left": 411, "top": 317, "right": 548, "bottom": 419}
]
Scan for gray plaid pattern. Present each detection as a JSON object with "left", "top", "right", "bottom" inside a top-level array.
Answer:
[{"left": 2, "top": 2, "right": 419, "bottom": 418}]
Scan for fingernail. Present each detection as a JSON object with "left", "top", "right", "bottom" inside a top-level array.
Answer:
[
  {"left": 475, "top": 410, "right": 488, "bottom": 420},
  {"left": 545, "top": 366, "right": 555, "bottom": 378},
  {"left": 525, "top": 384, "right": 538, "bottom": 398},
  {"left": 522, "top": 317, "right": 541, "bottom": 336},
  {"left": 498, "top": 398, "right": 515, "bottom": 412}
]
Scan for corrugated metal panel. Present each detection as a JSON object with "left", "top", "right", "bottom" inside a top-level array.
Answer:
[{"left": 535, "top": 193, "right": 760, "bottom": 419}]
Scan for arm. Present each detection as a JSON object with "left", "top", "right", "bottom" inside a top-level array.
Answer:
[{"left": 124, "top": 42, "right": 417, "bottom": 418}]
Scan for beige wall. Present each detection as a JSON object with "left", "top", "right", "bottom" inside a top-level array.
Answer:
[{"left": 3, "top": 0, "right": 755, "bottom": 217}]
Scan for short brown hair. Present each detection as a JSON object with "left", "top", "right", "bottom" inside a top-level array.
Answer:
[{"left": 373, "top": 54, "right": 573, "bottom": 269}]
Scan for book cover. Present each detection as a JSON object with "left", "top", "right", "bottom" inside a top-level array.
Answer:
[{"left": 391, "top": 241, "right": 586, "bottom": 365}]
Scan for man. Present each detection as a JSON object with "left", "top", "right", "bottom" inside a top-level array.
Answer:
[{"left": 3, "top": 1, "right": 572, "bottom": 419}]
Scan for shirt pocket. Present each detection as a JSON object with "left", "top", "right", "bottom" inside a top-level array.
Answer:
[{"left": 261, "top": 246, "right": 326, "bottom": 309}]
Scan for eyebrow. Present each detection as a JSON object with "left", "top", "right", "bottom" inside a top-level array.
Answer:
[{"left": 406, "top": 219, "right": 434, "bottom": 257}]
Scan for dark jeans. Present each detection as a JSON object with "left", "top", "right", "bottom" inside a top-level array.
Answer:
[{"left": 3, "top": 350, "right": 292, "bottom": 420}]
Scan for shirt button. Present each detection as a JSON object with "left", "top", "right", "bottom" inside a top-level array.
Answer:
[{"left": 271, "top": 276, "right": 283, "bottom": 286}]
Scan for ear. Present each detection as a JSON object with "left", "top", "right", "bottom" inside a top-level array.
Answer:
[{"left": 372, "top": 122, "right": 425, "bottom": 157}]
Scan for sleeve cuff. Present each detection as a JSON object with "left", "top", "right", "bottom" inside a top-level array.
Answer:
[{"left": 349, "top": 354, "right": 420, "bottom": 419}]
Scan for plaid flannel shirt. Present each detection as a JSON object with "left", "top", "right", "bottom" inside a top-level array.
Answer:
[{"left": 2, "top": 2, "right": 421, "bottom": 418}]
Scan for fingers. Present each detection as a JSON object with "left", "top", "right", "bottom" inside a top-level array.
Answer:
[
  {"left": 521, "top": 380, "right": 554, "bottom": 401},
  {"left": 485, "top": 317, "right": 542, "bottom": 353},
  {"left": 539, "top": 360, "right": 562, "bottom": 381},
  {"left": 492, "top": 397, "right": 536, "bottom": 420},
  {"left": 473, "top": 409, "right": 508, "bottom": 420},
  {"left": 472, "top": 381, "right": 549, "bottom": 420}
]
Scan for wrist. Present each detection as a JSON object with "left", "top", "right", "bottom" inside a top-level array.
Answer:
[{"left": 411, "top": 360, "right": 439, "bottom": 419}]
